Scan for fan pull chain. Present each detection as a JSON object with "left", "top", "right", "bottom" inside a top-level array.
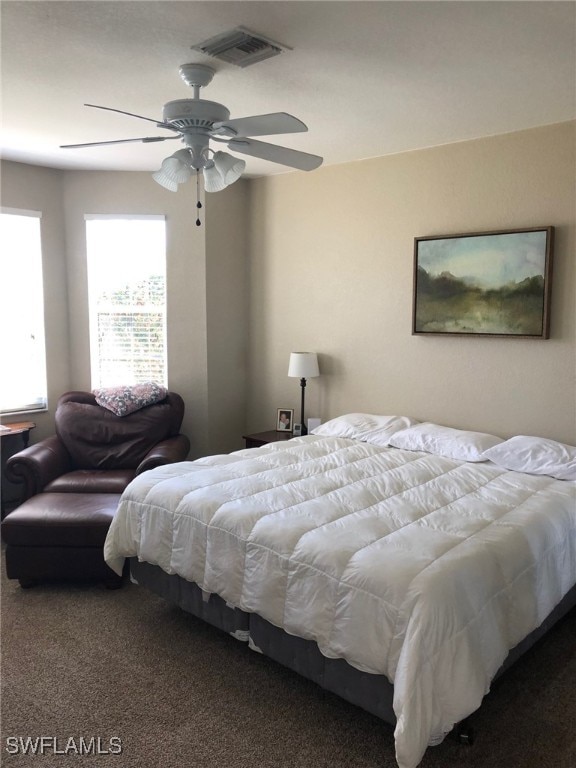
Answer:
[{"left": 196, "top": 172, "right": 202, "bottom": 227}]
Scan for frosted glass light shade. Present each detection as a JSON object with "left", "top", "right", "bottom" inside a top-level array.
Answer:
[
  {"left": 152, "top": 149, "right": 192, "bottom": 191},
  {"left": 203, "top": 161, "right": 227, "bottom": 193},
  {"left": 288, "top": 352, "right": 320, "bottom": 379},
  {"left": 213, "top": 151, "right": 246, "bottom": 184},
  {"left": 152, "top": 170, "right": 178, "bottom": 192}
]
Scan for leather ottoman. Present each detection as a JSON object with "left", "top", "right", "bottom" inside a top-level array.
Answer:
[{"left": 1, "top": 492, "right": 122, "bottom": 588}]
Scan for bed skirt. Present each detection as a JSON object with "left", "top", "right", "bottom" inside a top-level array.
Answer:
[
  {"left": 130, "top": 558, "right": 397, "bottom": 724},
  {"left": 130, "top": 558, "right": 576, "bottom": 730}
]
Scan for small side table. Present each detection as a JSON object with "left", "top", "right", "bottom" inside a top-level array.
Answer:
[
  {"left": 242, "top": 430, "right": 293, "bottom": 449},
  {"left": 1, "top": 421, "right": 36, "bottom": 446}
]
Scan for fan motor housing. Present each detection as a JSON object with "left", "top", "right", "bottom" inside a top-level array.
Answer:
[{"left": 163, "top": 99, "right": 230, "bottom": 130}]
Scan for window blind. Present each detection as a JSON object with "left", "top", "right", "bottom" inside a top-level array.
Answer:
[{"left": 85, "top": 216, "right": 167, "bottom": 389}]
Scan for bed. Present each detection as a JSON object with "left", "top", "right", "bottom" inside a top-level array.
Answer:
[{"left": 104, "top": 415, "right": 576, "bottom": 768}]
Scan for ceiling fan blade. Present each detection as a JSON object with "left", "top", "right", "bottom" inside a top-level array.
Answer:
[
  {"left": 60, "top": 136, "right": 181, "bottom": 149},
  {"left": 84, "top": 103, "right": 179, "bottom": 132},
  {"left": 212, "top": 113, "right": 308, "bottom": 138},
  {"left": 227, "top": 138, "right": 323, "bottom": 171}
]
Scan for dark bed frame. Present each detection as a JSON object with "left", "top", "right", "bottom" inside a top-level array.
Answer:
[{"left": 130, "top": 558, "right": 576, "bottom": 739}]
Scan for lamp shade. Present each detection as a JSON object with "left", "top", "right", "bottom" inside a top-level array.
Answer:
[{"left": 288, "top": 352, "right": 319, "bottom": 379}]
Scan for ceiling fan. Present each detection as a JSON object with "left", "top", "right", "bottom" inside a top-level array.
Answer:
[{"left": 61, "top": 63, "right": 323, "bottom": 196}]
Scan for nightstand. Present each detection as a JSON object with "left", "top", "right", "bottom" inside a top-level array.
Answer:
[{"left": 242, "top": 430, "right": 293, "bottom": 449}]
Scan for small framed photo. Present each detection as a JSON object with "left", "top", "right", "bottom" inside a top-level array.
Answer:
[{"left": 276, "top": 408, "right": 294, "bottom": 433}]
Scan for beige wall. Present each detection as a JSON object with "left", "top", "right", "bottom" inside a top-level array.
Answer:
[
  {"left": 1, "top": 161, "right": 70, "bottom": 441},
  {"left": 62, "top": 170, "right": 208, "bottom": 456},
  {"left": 205, "top": 182, "right": 250, "bottom": 452},
  {"left": 247, "top": 122, "right": 576, "bottom": 444},
  {"left": 61, "top": 170, "right": 249, "bottom": 457}
]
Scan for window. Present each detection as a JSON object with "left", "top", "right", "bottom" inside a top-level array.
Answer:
[
  {"left": 0, "top": 209, "right": 48, "bottom": 414},
  {"left": 86, "top": 216, "right": 167, "bottom": 389}
]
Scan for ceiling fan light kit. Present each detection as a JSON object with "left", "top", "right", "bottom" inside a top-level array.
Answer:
[{"left": 61, "top": 60, "right": 323, "bottom": 224}]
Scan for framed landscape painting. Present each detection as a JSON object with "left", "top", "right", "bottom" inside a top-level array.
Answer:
[{"left": 412, "top": 227, "right": 554, "bottom": 338}]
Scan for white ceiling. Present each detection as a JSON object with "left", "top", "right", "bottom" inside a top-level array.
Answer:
[{"left": 1, "top": 1, "right": 575, "bottom": 178}]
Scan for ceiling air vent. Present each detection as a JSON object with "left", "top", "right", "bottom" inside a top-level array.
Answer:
[{"left": 191, "top": 27, "right": 289, "bottom": 68}]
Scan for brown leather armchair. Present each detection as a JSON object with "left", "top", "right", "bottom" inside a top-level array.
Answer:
[
  {"left": 6, "top": 390, "right": 190, "bottom": 501},
  {"left": 1, "top": 390, "right": 190, "bottom": 587}
]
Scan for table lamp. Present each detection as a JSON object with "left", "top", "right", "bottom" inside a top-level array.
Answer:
[{"left": 288, "top": 352, "right": 320, "bottom": 435}]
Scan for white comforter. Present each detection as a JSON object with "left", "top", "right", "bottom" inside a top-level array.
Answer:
[{"left": 104, "top": 436, "right": 576, "bottom": 768}]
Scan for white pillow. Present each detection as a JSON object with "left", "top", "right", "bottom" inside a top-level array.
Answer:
[
  {"left": 311, "top": 413, "right": 418, "bottom": 442},
  {"left": 388, "top": 422, "right": 503, "bottom": 462},
  {"left": 361, "top": 418, "right": 420, "bottom": 447},
  {"left": 482, "top": 435, "right": 576, "bottom": 481}
]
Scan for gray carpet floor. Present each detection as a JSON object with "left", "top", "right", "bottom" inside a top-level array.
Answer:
[{"left": 1, "top": 562, "right": 575, "bottom": 768}]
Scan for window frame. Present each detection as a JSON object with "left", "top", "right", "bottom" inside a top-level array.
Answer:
[
  {"left": 0, "top": 207, "right": 48, "bottom": 415},
  {"left": 85, "top": 214, "right": 168, "bottom": 391}
]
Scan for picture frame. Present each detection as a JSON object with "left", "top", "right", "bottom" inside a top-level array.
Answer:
[
  {"left": 412, "top": 227, "right": 554, "bottom": 338},
  {"left": 276, "top": 408, "right": 294, "bottom": 433}
]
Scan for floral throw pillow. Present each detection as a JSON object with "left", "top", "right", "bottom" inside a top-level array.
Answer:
[{"left": 93, "top": 382, "right": 168, "bottom": 417}]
